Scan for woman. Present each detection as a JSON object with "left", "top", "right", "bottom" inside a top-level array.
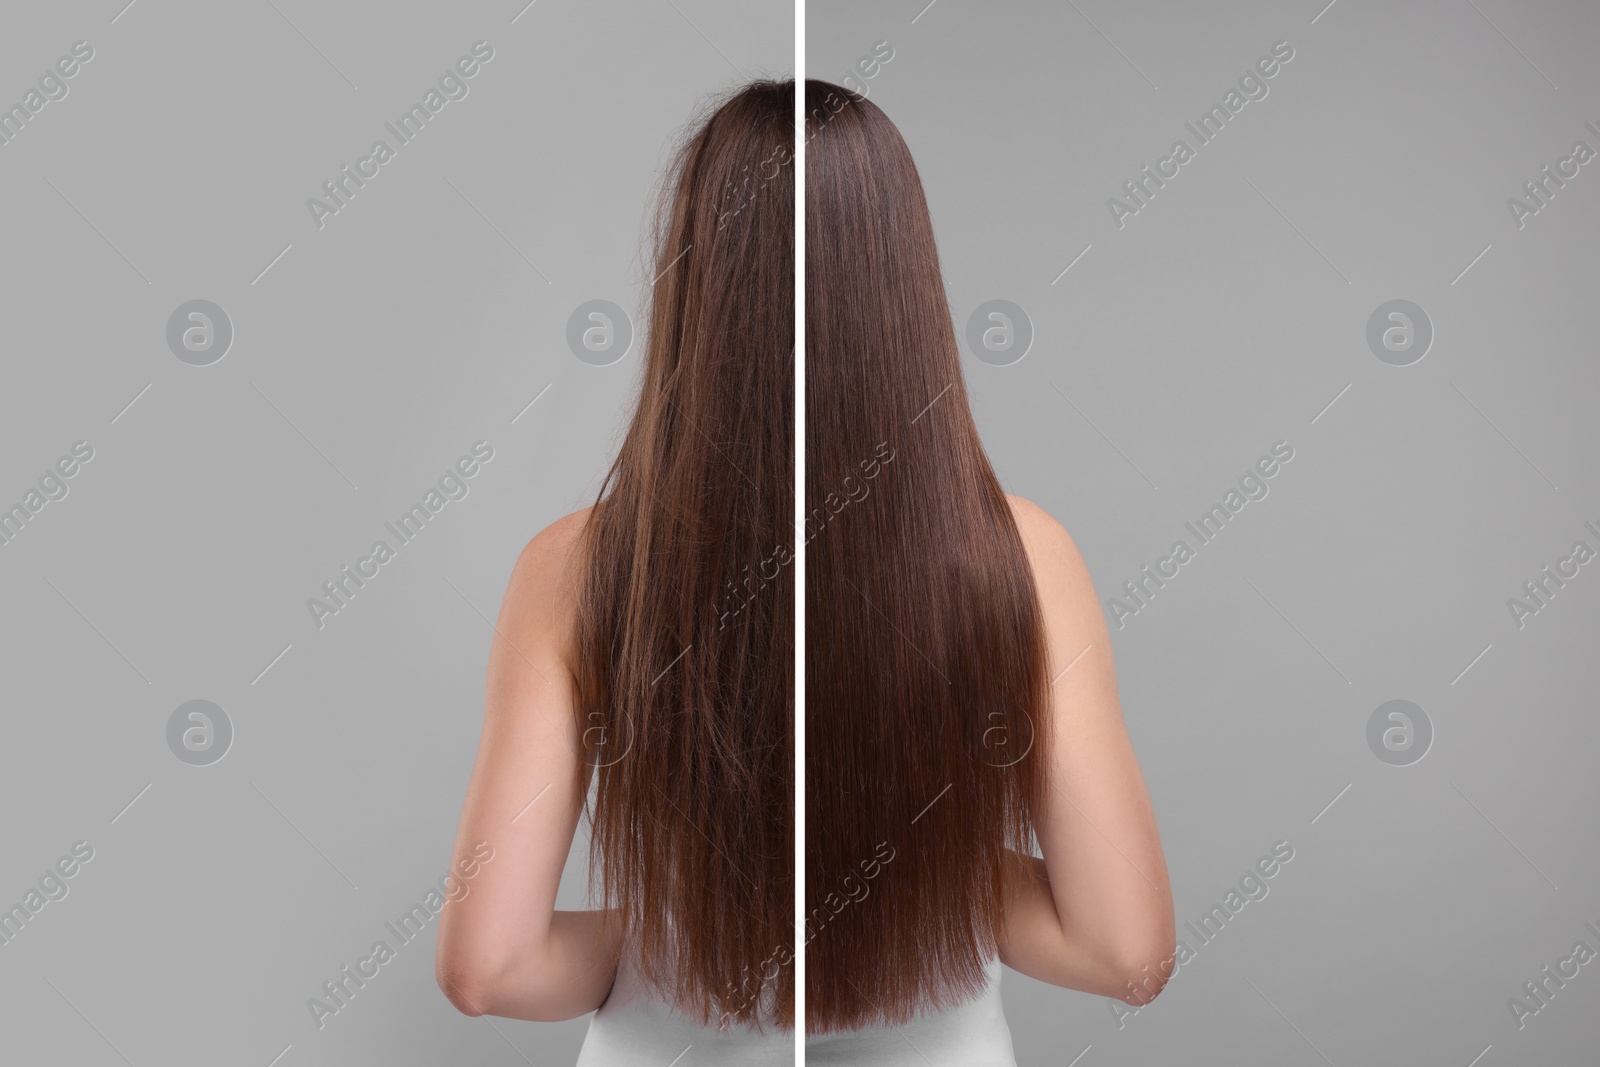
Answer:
[
  {"left": 804, "top": 79, "right": 1175, "bottom": 1063},
  {"left": 434, "top": 79, "right": 795, "bottom": 1063}
]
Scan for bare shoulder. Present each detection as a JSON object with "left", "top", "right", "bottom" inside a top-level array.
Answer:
[
  {"left": 1004, "top": 493, "right": 1085, "bottom": 574},
  {"left": 1004, "top": 493, "right": 1105, "bottom": 638},
  {"left": 511, "top": 506, "right": 596, "bottom": 593},
  {"left": 497, "top": 506, "right": 598, "bottom": 675}
]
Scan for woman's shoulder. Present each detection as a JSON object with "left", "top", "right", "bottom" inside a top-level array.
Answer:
[
  {"left": 1003, "top": 493, "right": 1079, "bottom": 564},
  {"left": 498, "top": 505, "right": 598, "bottom": 666},
  {"left": 1002, "top": 493, "right": 1100, "bottom": 625},
  {"left": 513, "top": 505, "right": 597, "bottom": 583}
]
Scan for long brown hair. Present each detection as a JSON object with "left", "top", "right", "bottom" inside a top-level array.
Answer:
[
  {"left": 573, "top": 78, "right": 794, "bottom": 1030},
  {"left": 804, "top": 79, "right": 1050, "bottom": 1032}
]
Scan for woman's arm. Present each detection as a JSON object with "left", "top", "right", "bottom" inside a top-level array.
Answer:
[
  {"left": 435, "top": 508, "right": 625, "bottom": 1021},
  {"left": 998, "top": 495, "right": 1176, "bottom": 1006}
]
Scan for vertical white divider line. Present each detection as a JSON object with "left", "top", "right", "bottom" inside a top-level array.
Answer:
[{"left": 793, "top": 6, "right": 807, "bottom": 1060}]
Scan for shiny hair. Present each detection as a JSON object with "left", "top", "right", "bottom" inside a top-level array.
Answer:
[
  {"left": 804, "top": 79, "right": 1050, "bottom": 1032},
  {"left": 573, "top": 78, "right": 794, "bottom": 1030}
]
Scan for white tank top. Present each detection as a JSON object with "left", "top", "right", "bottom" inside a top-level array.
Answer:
[
  {"left": 805, "top": 956, "right": 1015, "bottom": 1066},
  {"left": 576, "top": 950, "right": 1013, "bottom": 1066},
  {"left": 575, "top": 943, "right": 793, "bottom": 1065}
]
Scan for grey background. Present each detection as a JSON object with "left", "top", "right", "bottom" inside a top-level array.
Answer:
[
  {"left": 0, "top": 2, "right": 789, "bottom": 1066},
  {"left": 810, "top": 1, "right": 1600, "bottom": 1066}
]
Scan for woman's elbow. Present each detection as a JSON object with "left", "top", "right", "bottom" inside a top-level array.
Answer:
[
  {"left": 435, "top": 951, "right": 587, "bottom": 1022},
  {"left": 1110, "top": 937, "right": 1178, "bottom": 1006},
  {"left": 435, "top": 951, "right": 498, "bottom": 1017}
]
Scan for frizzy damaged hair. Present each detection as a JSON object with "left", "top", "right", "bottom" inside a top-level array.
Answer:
[
  {"left": 572, "top": 79, "right": 794, "bottom": 1030},
  {"left": 804, "top": 80, "right": 1051, "bottom": 1032}
]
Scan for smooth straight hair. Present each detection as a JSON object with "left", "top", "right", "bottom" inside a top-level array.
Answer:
[
  {"left": 804, "top": 79, "right": 1051, "bottom": 1032},
  {"left": 573, "top": 78, "right": 795, "bottom": 1031}
]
